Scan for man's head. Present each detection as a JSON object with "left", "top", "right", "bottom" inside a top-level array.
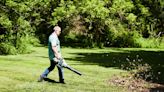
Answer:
[{"left": 53, "top": 26, "right": 61, "bottom": 36}]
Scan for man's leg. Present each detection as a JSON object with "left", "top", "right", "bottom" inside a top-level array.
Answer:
[
  {"left": 38, "top": 60, "right": 56, "bottom": 81},
  {"left": 57, "top": 65, "right": 64, "bottom": 83}
]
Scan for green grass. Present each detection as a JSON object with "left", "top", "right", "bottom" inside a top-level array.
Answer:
[{"left": 0, "top": 47, "right": 164, "bottom": 92}]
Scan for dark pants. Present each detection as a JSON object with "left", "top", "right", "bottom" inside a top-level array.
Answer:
[{"left": 42, "top": 60, "right": 64, "bottom": 81}]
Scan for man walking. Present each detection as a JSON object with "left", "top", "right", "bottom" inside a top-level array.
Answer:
[{"left": 38, "top": 26, "right": 65, "bottom": 83}]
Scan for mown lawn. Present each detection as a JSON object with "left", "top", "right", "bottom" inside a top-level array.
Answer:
[{"left": 0, "top": 47, "right": 164, "bottom": 92}]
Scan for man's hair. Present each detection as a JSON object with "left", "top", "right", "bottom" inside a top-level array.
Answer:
[{"left": 53, "top": 26, "right": 61, "bottom": 31}]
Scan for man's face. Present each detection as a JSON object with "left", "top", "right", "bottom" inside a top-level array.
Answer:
[
  {"left": 54, "top": 27, "right": 61, "bottom": 36},
  {"left": 56, "top": 29, "right": 61, "bottom": 36}
]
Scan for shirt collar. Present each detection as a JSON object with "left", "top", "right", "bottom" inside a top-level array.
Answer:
[{"left": 53, "top": 32, "right": 57, "bottom": 37}]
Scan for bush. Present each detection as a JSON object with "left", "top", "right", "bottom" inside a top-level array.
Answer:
[
  {"left": 110, "top": 31, "right": 141, "bottom": 47},
  {"left": 26, "top": 36, "right": 40, "bottom": 47},
  {"left": 0, "top": 35, "right": 39, "bottom": 55},
  {"left": 136, "top": 37, "right": 164, "bottom": 48},
  {"left": 15, "top": 37, "right": 28, "bottom": 54},
  {"left": 0, "top": 42, "right": 17, "bottom": 55}
]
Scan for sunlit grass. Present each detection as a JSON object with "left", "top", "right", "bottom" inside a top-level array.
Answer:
[
  {"left": 0, "top": 47, "right": 127, "bottom": 92},
  {"left": 1, "top": 47, "right": 163, "bottom": 92}
]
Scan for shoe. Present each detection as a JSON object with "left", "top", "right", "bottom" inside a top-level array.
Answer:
[
  {"left": 59, "top": 79, "right": 65, "bottom": 84},
  {"left": 38, "top": 75, "right": 46, "bottom": 82}
]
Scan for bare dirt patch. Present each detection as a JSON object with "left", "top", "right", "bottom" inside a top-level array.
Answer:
[{"left": 108, "top": 74, "right": 164, "bottom": 92}]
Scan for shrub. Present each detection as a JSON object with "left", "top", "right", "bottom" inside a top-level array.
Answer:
[
  {"left": 0, "top": 42, "right": 17, "bottom": 55},
  {"left": 136, "top": 37, "right": 164, "bottom": 48},
  {"left": 110, "top": 31, "right": 141, "bottom": 47}
]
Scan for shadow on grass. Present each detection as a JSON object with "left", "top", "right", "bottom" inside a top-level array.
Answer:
[
  {"left": 43, "top": 78, "right": 60, "bottom": 83},
  {"left": 65, "top": 49, "right": 164, "bottom": 84},
  {"left": 149, "top": 87, "right": 164, "bottom": 92}
]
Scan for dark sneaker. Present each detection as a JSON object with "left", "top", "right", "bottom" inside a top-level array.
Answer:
[{"left": 59, "top": 79, "right": 65, "bottom": 84}]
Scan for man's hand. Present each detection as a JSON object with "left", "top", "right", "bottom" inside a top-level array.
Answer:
[
  {"left": 55, "top": 53, "right": 62, "bottom": 60},
  {"left": 62, "top": 59, "right": 68, "bottom": 67},
  {"left": 56, "top": 58, "right": 67, "bottom": 68},
  {"left": 53, "top": 54, "right": 62, "bottom": 64}
]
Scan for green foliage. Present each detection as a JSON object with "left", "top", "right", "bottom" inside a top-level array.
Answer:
[
  {"left": 51, "top": 0, "right": 76, "bottom": 25},
  {"left": 0, "top": 42, "right": 17, "bottom": 55},
  {"left": 15, "top": 37, "right": 30, "bottom": 54},
  {"left": 0, "top": 14, "right": 12, "bottom": 29},
  {"left": 110, "top": 31, "right": 141, "bottom": 47},
  {"left": 136, "top": 37, "right": 164, "bottom": 48},
  {"left": 0, "top": 0, "right": 164, "bottom": 55},
  {"left": 50, "top": 0, "right": 163, "bottom": 48},
  {"left": 0, "top": 0, "right": 40, "bottom": 54}
]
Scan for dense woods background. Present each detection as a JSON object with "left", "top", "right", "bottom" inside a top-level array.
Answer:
[{"left": 0, "top": 0, "right": 164, "bottom": 54}]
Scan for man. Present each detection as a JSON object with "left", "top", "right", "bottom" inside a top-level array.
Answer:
[{"left": 38, "top": 26, "right": 65, "bottom": 83}]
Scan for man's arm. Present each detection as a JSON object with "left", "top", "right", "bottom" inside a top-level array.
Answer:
[{"left": 52, "top": 46, "right": 61, "bottom": 59}]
